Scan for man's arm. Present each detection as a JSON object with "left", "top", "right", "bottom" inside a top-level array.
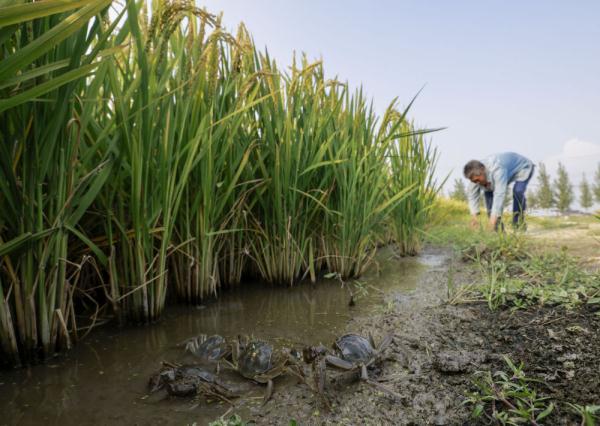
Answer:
[
  {"left": 489, "top": 169, "right": 509, "bottom": 228},
  {"left": 467, "top": 182, "right": 481, "bottom": 215},
  {"left": 467, "top": 182, "right": 481, "bottom": 228}
]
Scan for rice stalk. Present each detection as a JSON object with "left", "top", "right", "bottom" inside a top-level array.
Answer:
[
  {"left": 0, "top": 0, "right": 114, "bottom": 365},
  {"left": 386, "top": 115, "right": 442, "bottom": 255}
]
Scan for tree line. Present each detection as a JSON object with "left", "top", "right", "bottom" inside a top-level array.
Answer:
[{"left": 450, "top": 162, "right": 600, "bottom": 212}]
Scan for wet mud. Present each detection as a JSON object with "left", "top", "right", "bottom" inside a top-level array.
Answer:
[{"left": 251, "top": 249, "right": 600, "bottom": 425}]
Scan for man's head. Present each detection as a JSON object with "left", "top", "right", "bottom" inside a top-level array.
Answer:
[{"left": 463, "top": 160, "right": 487, "bottom": 185}]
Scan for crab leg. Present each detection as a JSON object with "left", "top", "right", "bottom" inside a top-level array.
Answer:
[
  {"left": 377, "top": 333, "right": 393, "bottom": 353},
  {"left": 262, "top": 379, "right": 274, "bottom": 405},
  {"left": 360, "top": 364, "right": 369, "bottom": 380},
  {"left": 324, "top": 355, "right": 354, "bottom": 370},
  {"left": 316, "top": 357, "right": 327, "bottom": 395},
  {"left": 361, "top": 377, "right": 403, "bottom": 401}
]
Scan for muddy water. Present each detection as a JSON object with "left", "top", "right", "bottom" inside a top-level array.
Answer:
[{"left": 0, "top": 248, "right": 446, "bottom": 426}]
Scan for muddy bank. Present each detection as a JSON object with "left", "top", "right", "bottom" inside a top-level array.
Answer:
[{"left": 253, "top": 249, "right": 600, "bottom": 425}]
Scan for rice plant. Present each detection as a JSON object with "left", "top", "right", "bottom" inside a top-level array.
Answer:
[
  {"left": 246, "top": 56, "right": 345, "bottom": 284},
  {"left": 170, "top": 21, "right": 261, "bottom": 302},
  {"left": 386, "top": 115, "right": 442, "bottom": 255},
  {"left": 320, "top": 95, "right": 425, "bottom": 278},
  {"left": 97, "top": 2, "right": 250, "bottom": 319},
  {"left": 0, "top": 1, "right": 440, "bottom": 366},
  {"left": 0, "top": 0, "right": 114, "bottom": 365}
]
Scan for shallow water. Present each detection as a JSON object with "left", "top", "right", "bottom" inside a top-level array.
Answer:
[{"left": 0, "top": 248, "right": 446, "bottom": 426}]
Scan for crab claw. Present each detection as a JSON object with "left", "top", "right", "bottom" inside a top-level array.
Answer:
[{"left": 302, "top": 345, "right": 327, "bottom": 363}]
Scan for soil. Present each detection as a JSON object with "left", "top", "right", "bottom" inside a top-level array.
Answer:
[{"left": 243, "top": 248, "right": 600, "bottom": 425}]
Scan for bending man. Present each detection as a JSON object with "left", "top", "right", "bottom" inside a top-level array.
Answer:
[{"left": 463, "top": 152, "right": 535, "bottom": 231}]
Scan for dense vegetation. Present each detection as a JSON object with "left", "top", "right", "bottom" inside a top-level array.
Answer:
[{"left": 0, "top": 1, "right": 439, "bottom": 366}]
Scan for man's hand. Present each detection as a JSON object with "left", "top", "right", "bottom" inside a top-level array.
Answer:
[{"left": 470, "top": 215, "right": 479, "bottom": 229}]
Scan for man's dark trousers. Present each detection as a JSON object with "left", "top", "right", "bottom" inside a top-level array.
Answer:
[{"left": 484, "top": 166, "right": 535, "bottom": 226}]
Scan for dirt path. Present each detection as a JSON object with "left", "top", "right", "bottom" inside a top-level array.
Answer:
[
  {"left": 528, "top": 217, "right": 600, "bottom": 267},
  {"left": 244, "top": 247, "right": 600, "bottom": 425}
]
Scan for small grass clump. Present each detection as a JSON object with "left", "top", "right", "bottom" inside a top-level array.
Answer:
[
  {"left": 455, "top": 235, "right": 600, "bottom": 311},
  {"left": 466, "top": 357, "right": 600, "bottom": 426},
  {"left": 566, "top": 403, "right": 600, "bottom": 426},
  {"left": 465, "top": 357, "right": 554, "bottom": 425},
  {"left": 208, "top": 414, "right": 252, "bottom": 426}
]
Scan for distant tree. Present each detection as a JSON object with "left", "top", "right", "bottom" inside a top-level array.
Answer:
[
  {"left": 580, "top": 174, "right": 593, "bottom": 210},
  {"left": 535, "top": 163, "right": 554, "bottom": 209},
  {"left": 450, "top": 178, "right": 467, "bottom": 202},
  {"left": 553, "top": 162, "right": 573, "bottom": 212},
  {"left": 593, "top": 163, "right": 600, "bottom": 203},
  {"left": 527, "top": 189, "right": 538, "bottom": 209}
]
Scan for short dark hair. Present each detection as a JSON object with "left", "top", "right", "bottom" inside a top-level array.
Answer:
[{"left": 463, "top": 160, "right": 485, "bottom": 179}]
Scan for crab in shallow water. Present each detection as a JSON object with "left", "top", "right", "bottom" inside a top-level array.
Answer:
[
  {"left": 148, "top": 362, "right": 239, "bottom": 403},
  {"left": 184, "top": 334, "right": 232, "bottom": 363},
  {"left": 226, "top": 337, "right": 304, "bottom": 403}
]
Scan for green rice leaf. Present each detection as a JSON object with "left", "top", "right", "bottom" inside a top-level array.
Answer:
[
  {"left": 0, "top": 0, "right": 94, "bottom": 27},
  {"left": 0, "top": 229, "right": 55, "bottom": 257},
  {"left": 0, "top": 0, "right": 110, "bottom": 82},
  {"left": 0, "top": 62, "right": 103, "bottom": 112}
]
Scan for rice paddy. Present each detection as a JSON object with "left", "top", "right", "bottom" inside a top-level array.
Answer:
[
  {"left": 0, "top": 2, "right": 439, "bottom": 367},
  {"left": 4, "top": 3, "right": 598, "bottom": 425}
]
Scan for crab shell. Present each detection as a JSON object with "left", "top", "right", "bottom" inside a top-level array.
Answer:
[
  {"left": 186, "top": 334, "right": 231, "bottom": 361},
  {"left": 148, "top": 367, "right": 177, "bottom": 393},
  {"left": 149, "top": 365, "right": 217, "bottom": 395},
  {"left": 334, "top": 334, "right": 375, "bottom": 364},
  {"left": 238, "top": 341, "right": 288, "bottom": 383}
]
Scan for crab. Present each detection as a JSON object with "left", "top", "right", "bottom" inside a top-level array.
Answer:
[
  {"left": 227, "top": 337, "right": 304, "bottom": 403},
  {"left": 184, "top": 334, "right": 232, "bottom": 363},
  {"left": 148, "top": 362, "right": 239, "bottom": 403},
  {"left": 303, "top": 333, "right": 400, "bottom": 401},
  {"left": 326, "top": 333, "right": 392, "bottom": 379},
  {"left": 302, "top": 344, "right": 330, "bottom": 407}
]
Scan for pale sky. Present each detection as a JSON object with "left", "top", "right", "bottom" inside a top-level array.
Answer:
[{"left": 198, "top": 0, "right": 600, "bottom": 197}]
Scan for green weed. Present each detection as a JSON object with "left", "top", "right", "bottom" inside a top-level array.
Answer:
[
  {"left": 465, "top": 356, "right": 554, "bottom": 425},
  {"left": 453, "top": 233, "right": 600, "bottom": 311},
  {"left": 208, "top": 414, "right": 252, "bottom": 426},
  {"left": 566, "top": 403, "right": 600, "bottom": 426}
]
